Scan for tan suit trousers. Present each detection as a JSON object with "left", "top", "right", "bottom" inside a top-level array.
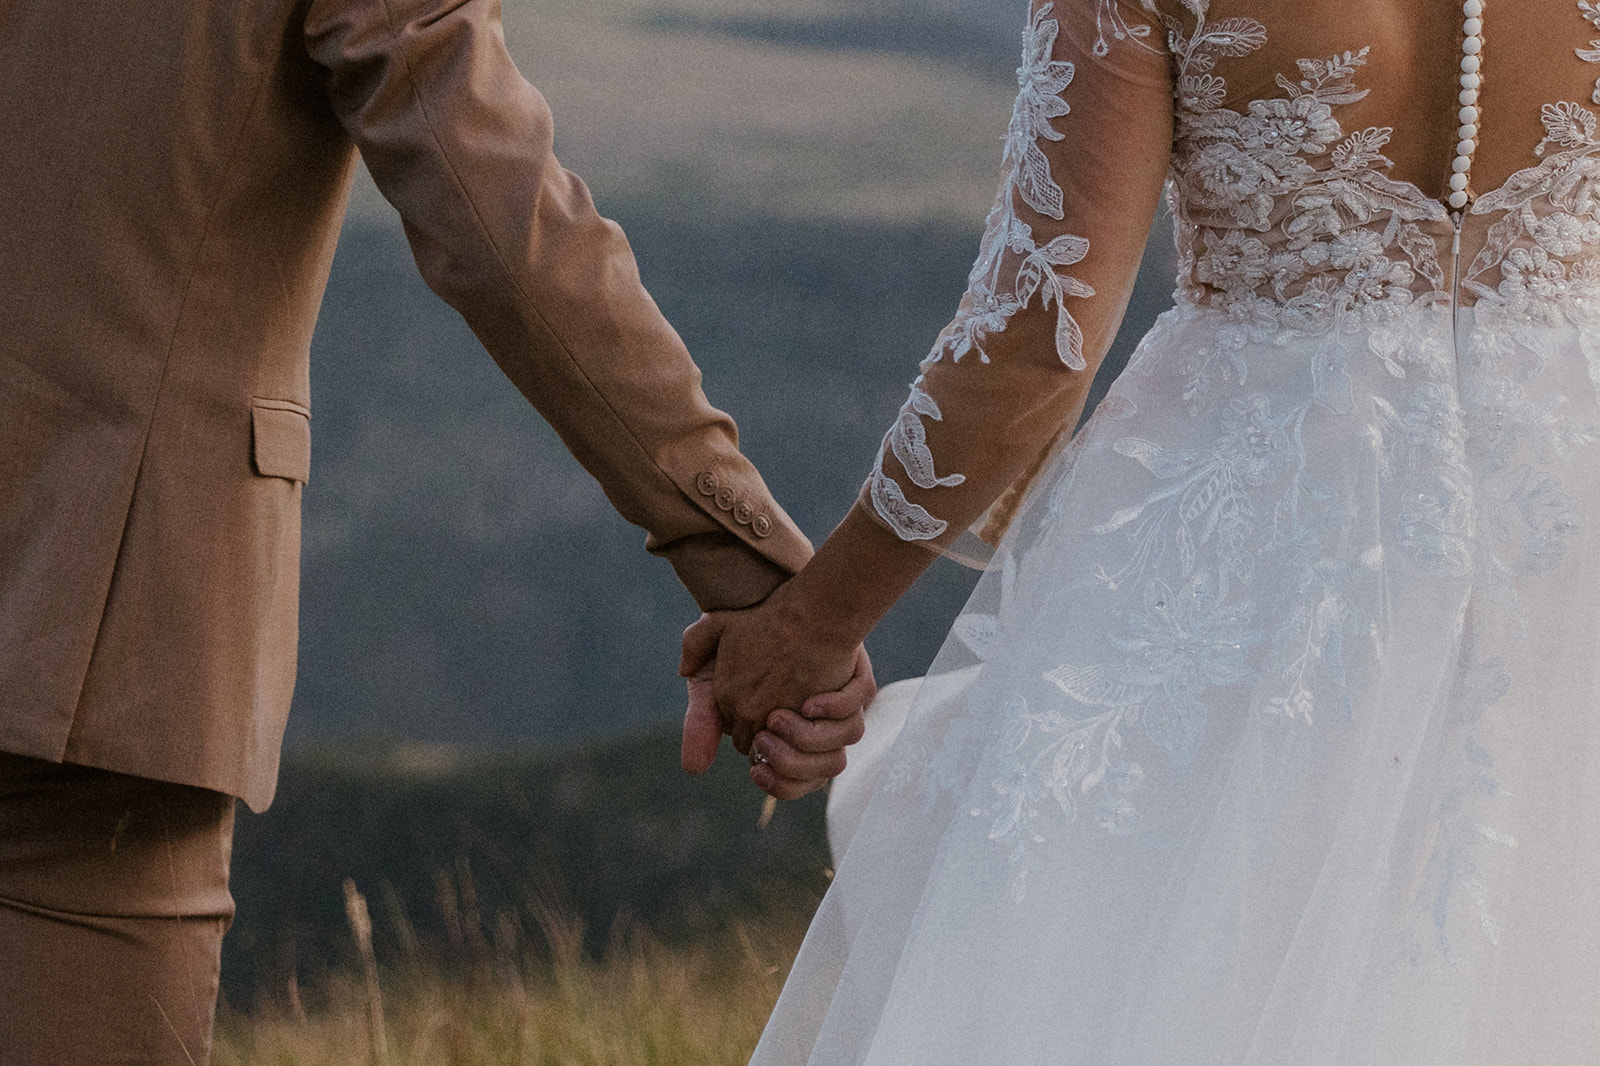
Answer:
[{"left": 0, "top": 753, "right": 235, "bottom": 1066}]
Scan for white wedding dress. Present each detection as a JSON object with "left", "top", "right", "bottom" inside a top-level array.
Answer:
[{"left": 753, "top": 1, "right": 1600, "bottom": 1063}]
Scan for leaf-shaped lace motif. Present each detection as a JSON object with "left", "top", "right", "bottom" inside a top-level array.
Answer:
[
  {"left": 868, "top": 463, "right": 948, "bottom": 541},
  {"left": 1202, "top": 17, "right": 1267, "bottom": 58},
  {"left": 1545, "top": 102, "right": 1599, "bottom": 150},
  {"left": 888, "top": 387, "right": 966, "bottom": 491},
  {"left": 868, "top": 2, "right": 1100, "bottom": 542},
  {"left": 1582, "top": 2, "right": 1600, "bottom": 102}
]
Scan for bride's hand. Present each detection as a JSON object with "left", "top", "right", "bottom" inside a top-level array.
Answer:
[{"left": 747, "top": 647, "right": 873, "bottom": 799}]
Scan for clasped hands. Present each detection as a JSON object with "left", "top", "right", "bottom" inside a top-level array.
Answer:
[{"left": 678, "top": 584, "right": 875, "bottom": 800}]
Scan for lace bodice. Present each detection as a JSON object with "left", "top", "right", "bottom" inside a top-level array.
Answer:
[{"left": 863, "top": 0, "right": 1600, "bottom": 553}]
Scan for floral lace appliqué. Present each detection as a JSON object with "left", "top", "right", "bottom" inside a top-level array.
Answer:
[{"left": 1167, "top": 15, "right": 1448, "bottom": 345}]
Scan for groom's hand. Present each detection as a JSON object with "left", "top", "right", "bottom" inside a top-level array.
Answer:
[{"left": 680, "top": 650, "right": 724, "bottom": 776}]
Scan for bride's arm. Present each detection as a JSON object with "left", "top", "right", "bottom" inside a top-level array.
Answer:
[
  {"left": 696, "top": 0, "right": 1179, "bottom": 765},
  {"left": 863, "top": 0, "right": 1176, "bottom": 560}
]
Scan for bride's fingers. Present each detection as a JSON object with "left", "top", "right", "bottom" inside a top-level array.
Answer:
[
  {"left": 798, "top": 689, "right": 859, "bottom": 721},
  {"left": 799, "top": 646, "right": 876, "bottom": 721},
  {"left": 750, "top": 761, "right": 830, "bottom": 801},
  {"left": 751, "top": 729, "right": 847, "bottom": 782},
  {"left": 765, "top": 707, "right": 865, "bottom": 754}
]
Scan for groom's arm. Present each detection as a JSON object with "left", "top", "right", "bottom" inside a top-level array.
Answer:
[{"left": 303, "top": 0, "right": 811, "bottom": 610}]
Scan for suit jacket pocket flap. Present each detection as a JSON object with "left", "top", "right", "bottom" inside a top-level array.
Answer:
[{"left": 252, "top": 401, "right": 311, "bottom": 483}]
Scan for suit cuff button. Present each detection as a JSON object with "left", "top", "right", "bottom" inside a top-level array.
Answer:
[
  {"left": 695, "top": 471, "right": 719, "bottom": 497},
  {"left": 751, "top": 514, "right": 773, "bottom": 538},
  {"left": 713, "top": 485, "right": 737, "bottom": 511},
  {"left": 733, "top": 500, "right": 756, "bottom": 524}
]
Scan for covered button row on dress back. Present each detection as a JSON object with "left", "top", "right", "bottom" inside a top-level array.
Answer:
[{"left": 1448, "top": 0, "right": 1484, "bottom": 212}]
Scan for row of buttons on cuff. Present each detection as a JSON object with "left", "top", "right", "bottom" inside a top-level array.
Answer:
[{"left": 695, "top": 470, "right": 773, "bottom": 537}]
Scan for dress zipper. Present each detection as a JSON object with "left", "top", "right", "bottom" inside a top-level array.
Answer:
[{"left": 1451, "top": 209, "right": 1465, "bottom": 354}]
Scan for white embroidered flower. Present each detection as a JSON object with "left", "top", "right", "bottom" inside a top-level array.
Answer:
[
  {"left": 1243, "top": 94, "right": 1342, "bottom": 155},
  {"left": 1394, "top": 472, "right": 1474, "bottom": 578},
  {"left": 1181, "top": 72, "right": 1228, "bottom": 111},
  {"left": 1282, "top": 205, "right": 1348, "bottom": 252},
  {"left": 1188, "top": 142, "right": 1277, "bottom": 229},
  {"left": 1539, "top": 101, "right": 1600, "bottom": 153},
  {"left": 1279, "top": 276, "right": 1342, "bottom": 334},
  {"left": 1374, "top": 383, "right": 1465, "bottom": 480},
  {"left": 1214, "top": 286, "right": 1281, "bottom": 340},
  {"left": 1561, "top": 260, "right": 1600, "bottom": 326},
  {"left": 1109, "top": 572, "right": 1262, "bottom": 762},
  {"left": 1397, "top": 383, "right": 1464, "bottom": 457},
  {"left": 1328, "top": 229, "right": 1387, "bottom": 270},
  {"left": 1266, "top": 248, "right": 1312, "bottom": 290},
  {"left": 1499, "top": 247, "right": 1572, "bottom": 305},
  {"left": 1344, "top": 258, "right": 1416, "bottom": 317},
  {"left": 1494, "top": 468, "right": 1581, "bottom": 578},
  {"left": 938, "top": 288, "right": 1022, "bottom": 363},
  {"left": 1215, "top": 394, "right": 1292, "bottom": 486},
  {"left": 1462, "top": 373, "right": 1538, "bottom": 472},
  {"left": 1195, "top": 229, "right": 1272, "bottom": 291},
  {"left": 1529, "top": 212, "right": 1600, "bottom": 256},
  {"left": 1548, "top": 153, "right": 1600, "bottom": 216}
]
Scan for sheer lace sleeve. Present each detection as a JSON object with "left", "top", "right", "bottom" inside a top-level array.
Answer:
[{"left": 860, "top": 0, "right": 1175, "bottom": 561}]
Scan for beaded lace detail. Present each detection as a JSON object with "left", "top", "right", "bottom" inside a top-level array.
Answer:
[{"left": 1168, "top": 20, "right": 1450, "bottom": 345}]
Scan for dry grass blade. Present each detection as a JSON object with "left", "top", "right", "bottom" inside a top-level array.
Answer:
[{"left": 343, "top": 879, "right": 389, "bottom": 1065}]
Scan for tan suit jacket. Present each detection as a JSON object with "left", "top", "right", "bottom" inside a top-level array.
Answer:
[{"left": 0, "top": 0, "right": 812, "bottom": 812}]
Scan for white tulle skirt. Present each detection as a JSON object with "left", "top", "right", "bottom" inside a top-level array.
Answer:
[{"left": 753, "top": 303, "right": 1600, "bottom": 1065}]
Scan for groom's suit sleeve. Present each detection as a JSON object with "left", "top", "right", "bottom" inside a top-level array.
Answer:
[{"left": 302, "top": 0, "right": 811, "bottom": 610}]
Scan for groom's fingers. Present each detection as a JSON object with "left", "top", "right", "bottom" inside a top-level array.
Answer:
[
  {"left": 678, "top": 613, "right": 725, "bottom": 677},
  {"left": 764, "top": 707, "right": 865, "bottom": 754},
  {"left": 680, "top": 673, "right": 723, "bottom": 775}
]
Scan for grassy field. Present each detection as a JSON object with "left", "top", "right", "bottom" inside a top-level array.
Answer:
[
  {"left": 215, "top": 909, "right": 809, "bottom": 1065},
  {"left": 217, "top": 729, "right": 832, "bottom": 1063}
]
